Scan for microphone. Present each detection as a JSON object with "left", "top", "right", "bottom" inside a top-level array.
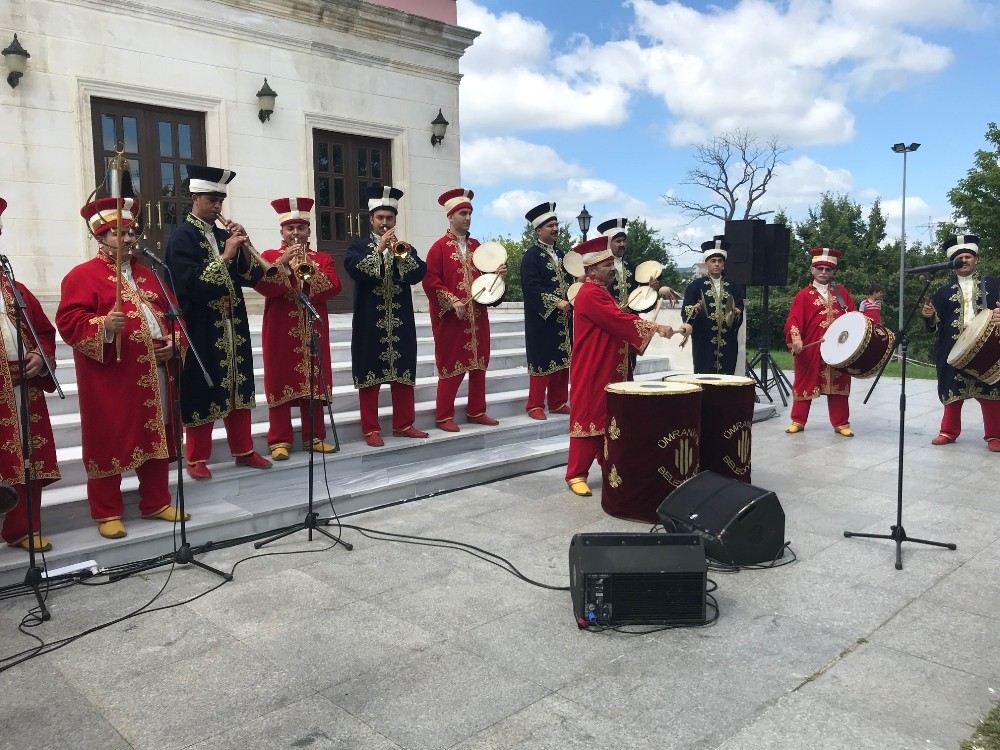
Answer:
[
  {"left": 906, "top": 258, "right": 962, "bottom": 274},
  {"left": 0, "top": 255, "right": 8, "bottom": 265},
  {"left": 140, "top": 248, "right": 168, "bottom": 270}
]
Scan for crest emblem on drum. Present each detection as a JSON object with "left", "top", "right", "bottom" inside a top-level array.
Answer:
[
  {"left": 675, "top": 438, "right": 694, "bottom": 476},
  {"left": 838, "top": 331, "right": 849, "bottom": 344},
  {"left": 607, "top": 417, "right": 621, "bottom": 441},
  {"left": 736, "top": 428, "right": 751, "bottom": 464},
  {"left": 607, "top": 465, "right": 622, "bottom": 488}
]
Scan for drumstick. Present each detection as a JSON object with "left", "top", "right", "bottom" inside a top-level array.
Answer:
[{"left": 799, "top": 338, "right": 824, "bottom": 350}]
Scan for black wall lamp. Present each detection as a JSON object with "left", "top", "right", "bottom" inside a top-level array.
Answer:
[
  {"left": 256, "top": 78, "right": 277, "bottom": 123},
  {"left": 2, "top": 34, "right": 30, "bottom": 89},
  {"left": 431, "top": 108, "right": 449, "bottom": 146}
]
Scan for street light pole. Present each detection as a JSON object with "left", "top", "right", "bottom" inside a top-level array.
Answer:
[
  {"left": 576, "top": 205, "right": 592, "bottom": 242},
  {"left": 891, "top": 142, "right": 920, "bottom": 332}
]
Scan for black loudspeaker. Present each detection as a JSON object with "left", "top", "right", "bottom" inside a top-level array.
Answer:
[
  {"left": 723, "top": 220, "right": 790, "bottom": 287},
  {"left": 656, "top": 471, "right": 785, "bottom": 565},
  {"left": 569, "top": 533, "right": 706, "bottom": 627}
]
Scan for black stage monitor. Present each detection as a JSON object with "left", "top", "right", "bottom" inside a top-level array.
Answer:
[
  {"left": 569, "top": 533, "right": 707, "bottom": 627},
  {"left": 657, "top": 471, "right": 786, "bottom": 566}
]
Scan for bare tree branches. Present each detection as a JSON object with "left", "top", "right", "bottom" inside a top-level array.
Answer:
[{"left": 663, "top": 130, "right": 787, "bottom": 222}]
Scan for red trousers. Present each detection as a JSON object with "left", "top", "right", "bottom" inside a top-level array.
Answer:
[
  {"left": 790, "top": 395, "right": 850, "bottom": 428},
  {"left": 939, "top": 398, "right": 1000, "bottom": 441},
  {"left": 565, "top": 435, "right": 604, "bottom": 482},
  {"left": 185, "top": 408, "right": 255, "bottom": 463},
  {"left": 436, "top": 369, "right": 487, "bottom": 423},
  {"left": 87, "top": 458, "right": 172, "bottom": 522},
  {"left": 526, "top": 369, "right": 569, "bottom": 412},
  {"left": 359, "top": 383, "right": 416, "bottom": 435},
  {"left": 1, "top": 481, "right": 43, "bottom": 544},
  {"left": 267, "top": 399, "right": 327, "bottom": 448}
]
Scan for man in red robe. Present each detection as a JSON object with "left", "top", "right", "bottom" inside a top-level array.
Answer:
[
  {"left": 57, "top": 197, "right": 188, "bottom": 539},
  {"left": 256, "top": 197, "right": 341, "bottom": 461},
  {"left": 784, "top": 247, "right": 857, "bottom": 436},
  {"left": 0, "top": 197, "right": 60, "bottom": 551},
  {"left": 422, "top": 188, "right": 506, "bottom": 431},
  {"left": 566, "top": 236, "right": 673, "bottom": 497}
]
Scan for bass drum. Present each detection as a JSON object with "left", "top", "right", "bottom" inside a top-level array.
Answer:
[
  {"left": 602, "top": 381, "right": 702, "bottom": 523},
  {"left": 820, "top": 311, "right": 895, "bottom": 378},
  {"left": 948, "top": 308, "right": 1000, "bottom": 385}
]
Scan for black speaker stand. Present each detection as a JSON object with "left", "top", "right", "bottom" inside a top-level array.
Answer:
[
  {"left": 843, "top": 274, "right": 955, "bottom": 569},
  {"left": 746, "top": 285, "right": 791, "bottom": 406}
]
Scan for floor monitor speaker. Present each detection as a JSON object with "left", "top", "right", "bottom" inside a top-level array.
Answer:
[{"left": 656, "top": 471, "right": 785, "bottom": 565}]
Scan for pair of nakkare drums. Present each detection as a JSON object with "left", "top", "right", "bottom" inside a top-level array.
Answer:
[
  {"left": 948, "top": 309, "right": 1000, "bottom": 385},
  {"left": 602, "top": 381, "right": 702, "bottom": 523},
  {"left": 820, "top": 311, "right": 895, "bottom": 378}
]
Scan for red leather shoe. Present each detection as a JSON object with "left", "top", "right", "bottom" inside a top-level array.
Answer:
[
  {"left": 365, "top": 431, "right": 385, "bottom": 447},
  {"left": 438, "top": 419, "right": 460, "bottom": 432},
  {"left": 392, "top": 426, "right": 429, "bottom": 439},
  {"left": 527, "top": 407, "right": 547, "bottom": 421},
  {"left": 186, "top": 461, "right": 212, "bottom": 481},
  {"left": 988, "top": 438, "right": 1000, "bottom": 453},
  {"left": 467, "top": 414, "right": 499, "bottom": 426},
  {"left": 550, "top": 404, "right": 570, "bottom": 415},
  {"left": 931, "top": 433, "right": 956, "bottom": 446},
  {"left": 235, "top": 451, "right": 272, "bottom": 469}
]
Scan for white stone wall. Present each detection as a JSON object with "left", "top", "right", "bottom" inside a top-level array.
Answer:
[{"left": 0, "top": 0, "right": 476, "bottom": 305}]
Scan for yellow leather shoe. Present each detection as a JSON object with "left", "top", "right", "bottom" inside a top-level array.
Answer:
[
  {"left": 567, "top": 479, "right": 592, "bottom": 497},
  {"left": 144, "top": 506, "right": 191, "bottom": 522},
  {"left": 309, "top": 439, "right": 338, "bottom": 454},
  {"left": 270, "top": 445, "right": 290, "bottom": 461},
  {"left": 785, "top": 423, "right": 804, "bottom": 434},
  {"left": 97, "top": 520, "right": 127, "bottom": 539},
  {"left": 8, "top": 532, "right": 53, "bottom": 552},
  {"left": 834, "top": 425, "right": 855, "bottom": 438}
]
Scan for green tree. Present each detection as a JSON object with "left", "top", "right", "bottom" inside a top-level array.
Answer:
[{"left": 947, "top": 121, "right": 1000, "bottom": 277}]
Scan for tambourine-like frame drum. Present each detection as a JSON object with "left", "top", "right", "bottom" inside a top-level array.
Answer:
[
  {"left": 948, "top": 308, "right": 1000, "bottom": 385},
  {"left": 567, "top": 281, "right": 583, "bottom": 305},
  {"left": 472, "top": 241, "right": 507, "bottom": 273},
  {"left": 470, "top": 273, "right": 505, "bottom": 305},
  {"left": 634, "top": 260, "right": 663, "bottom": 284},
  {"left": 626, "top": 284, "right": 658, "bottom": 312},
  {"left": 820, "top": 311, "right": 896, "bottom": 379},
  {"left": 602, "top": 381, "right": 702, "bottom": 523},
  {"left": 563, "top": 251, "right": 584, "bottom": 279},
  {"left": 666, "top": 373, "right": 754, "bottom": 482}
]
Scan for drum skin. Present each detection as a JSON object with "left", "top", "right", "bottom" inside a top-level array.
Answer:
[
  {"left": 947, "top": 309, "right": 1000, "bottom": 385},
  {"left": 821, "top": 311, "right": 895, "bottom": 379},
  {"left": 666, "top": 374, "right": 754, "bottom": 482},
  {"left": 601, "top": 381, "right": 702, "bottom": 523}
]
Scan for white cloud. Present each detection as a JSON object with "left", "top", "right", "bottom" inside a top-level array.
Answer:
[
  {"left": 461, "top": 137, "right": 585, "bottom": 185},
  {"left": 765, "top": 156, "right": 855, "bottom": 212}
]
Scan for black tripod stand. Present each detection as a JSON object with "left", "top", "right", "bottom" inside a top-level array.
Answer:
[
  {"left": 0, "top": 257, "right": 65, "bottom": 618},
  {"left": 746, "top": 284, "right": 792, "bottom": 405},
  {"left": 843, "top": 274, "right": 956, "bottom": 569},
  {"left": 256, "top": 289, "right": 351, "bottom": 552},
  {"left": 109, "top": 249, "right": 231, "bottom": 582}
]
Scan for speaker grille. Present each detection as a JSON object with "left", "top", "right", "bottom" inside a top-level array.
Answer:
[{"left": 606, "top": 572, "right": 706, "bottom": 622}]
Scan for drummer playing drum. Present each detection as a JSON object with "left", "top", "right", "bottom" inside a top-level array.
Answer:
[{"left": 920, "top": 234, "right": 1000, "bottom": 451}]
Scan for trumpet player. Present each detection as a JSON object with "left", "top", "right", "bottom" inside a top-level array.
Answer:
[
  {"left": 165, "top": 165, "right": 272, "bottom": 480},
  {"left": 57, "top": 197, "right": 187, "bottom": 539},
  {"left": 256, "top": 197, "right": 342, "bottom": 460},
  {"left": 345, "top": 185, "right": 428, "bottom": 447},
  {"left": 678, "top": 236, "right": 745, "bottom": 375}
]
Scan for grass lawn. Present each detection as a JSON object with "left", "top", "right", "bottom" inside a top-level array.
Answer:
[
  {"left": 754, "top": 349, "right": 938, "bottom": 381},
  {"left": 963, "top": 700, "right": 1000, "bottom": 749}
]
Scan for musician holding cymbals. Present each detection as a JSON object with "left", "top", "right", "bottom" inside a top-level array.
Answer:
[
  {"left": 784, "top": 247, "right": 857, "bottom": 437},
  {"left": 256, "top": 197, "right": 341, "bottom": 460},
  {"left": 920, "top": 234, "right": 1000, "bottom": 451},
  {"left": 165, "top": 165, "right": 272, "bottom": 480}
]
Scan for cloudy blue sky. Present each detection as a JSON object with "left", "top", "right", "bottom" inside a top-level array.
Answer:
[{"left": 454, "top": 0, "right": 998, "bottom": 263}]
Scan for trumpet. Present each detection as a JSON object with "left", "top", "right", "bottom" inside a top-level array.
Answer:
[
  {"left": 381, "top": 223, "right": 414, "bottom": 257},
  {"left": 217, "top": 215, "right": 283, "bottom": 279},
  {"left": 291, "top": 242, "right": 317, "bottom": 282}
]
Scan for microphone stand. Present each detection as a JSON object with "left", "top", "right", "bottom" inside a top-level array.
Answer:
[
  {"left": 0, "top": 257, "right": 65, "bottom": 618},
  {"left": 109, "top": 246, "right": 231, "bottom": 582},
  {"left": 256, "top": 280, "right": 350, "bottom": 552},
  {"left": 843, "top": 272, "right": 956, "bottom": 569}
]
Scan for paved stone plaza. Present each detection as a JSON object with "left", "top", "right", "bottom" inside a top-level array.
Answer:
[{"left": 1, "top": 376, "right": 997, "bottom": 750}]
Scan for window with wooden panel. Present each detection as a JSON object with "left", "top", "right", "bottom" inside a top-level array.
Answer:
[{"left": 91, "top": 99, "right": 206, "bottom": 256}]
